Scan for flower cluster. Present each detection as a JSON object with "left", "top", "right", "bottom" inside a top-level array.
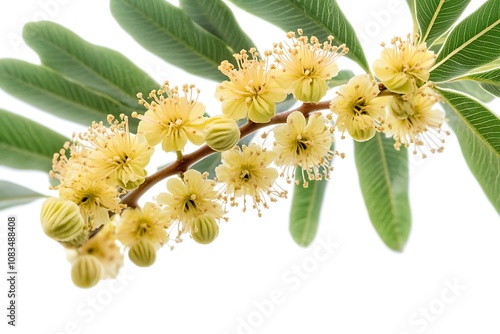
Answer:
[{"left": 39, "top": 30, "right": 449, "bottom": 288}]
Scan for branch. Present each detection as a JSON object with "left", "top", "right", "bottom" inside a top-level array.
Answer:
[{"left": 121, "top": 100, "right": 332, "bottom": 208}]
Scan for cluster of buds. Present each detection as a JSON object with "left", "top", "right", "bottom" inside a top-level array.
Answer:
[{"left": 39, "top": 30, "right": 448, "bottom": 288}]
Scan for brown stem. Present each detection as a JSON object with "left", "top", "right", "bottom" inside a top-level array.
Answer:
[{"left": 121, "top": 100, "right": 332, "bottom": 208}]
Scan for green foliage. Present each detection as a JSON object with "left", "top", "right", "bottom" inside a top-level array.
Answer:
[
  {"left": 289, "top": 166, "right": 330, "bottom": 247},
  {"left": 0, "top": 59, "right": 137, "bottom": 131},
  {"left": 354, "top": 134, "right": 411, "bottom": 251},
  {"left": 416, "top": 0, "right": 471, "bottom": 45},
  {"left": 430, "top": 0, "right": 500, "bottom": 82},
  {"left": 453, "top": 68, "right": 500, "bottom": 98},
  {"left": 110, "top": 0, "right": 235, "bottom": 82},
  {"left": 437, "top": 88, "right": 500, "bottom": 214},
  {"left": 179, "top": 0, "right": 256, "bottom": 54},
  {"left": 228, "top": 0, "right": 369, "bottom": 72},
  {"left": 0, "top": 181, "right": 45, "bottom": 211},
  {"left": 0, "top": 109, "right": 67, "bottom": 172},
  {"left": 23, "top": 21, "right": 159, "bottom": 111}
]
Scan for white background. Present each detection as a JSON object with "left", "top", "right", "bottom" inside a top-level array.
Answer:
[{"left": 1, "top": 0, "right": 499, "bottom": 333}]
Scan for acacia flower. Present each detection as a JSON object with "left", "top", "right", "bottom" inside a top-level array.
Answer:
[
  {"left": 373, "top": 34, "right": 435, "bottom": 94},
  {"left": 273, "top": 29, "right": 348, "bottom": 103},
  {"left": 273, "top": 111, "right": 335, "bottom": 187},
  {"left": 85, "top": 115, "right": 154, "bottom": 190},
  {"left": 384, "top": 87, "right": 448, "bottom": 158},
  {"left": 215, "top": 48, "right": 287, "bottom": 123},
  {"left": 215, "top": 144, "right": 286, "bottom": 216},
  {"left": 156, "top": 169, "right": 224, "bottom": 234},
  {"left": 330, "top": 74, "right": 391, "bottom": 142},
  {"left": 67, "top": 222, "right": 123, "bottom": 280},
  {"left": 133, "top": 82, "right": 207, "bottom": 152},
  {"left": 117, "top": 202, "right": 170, "bottom": 249}
]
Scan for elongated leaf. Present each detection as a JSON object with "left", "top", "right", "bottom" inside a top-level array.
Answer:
[
  {"left": 179, "top": 0, "right": 256, "bottom": 53},
  {"left": 406, "top": 0, "right": 420, "bottom": 35},
  {"left": 111, "top": 0, "right": 234, "bottom": 82},
  {"left": 437, "top": 87, "right": 500, "bottom": 214},
  {"left": 0, "top": 181, "right": 45, "bottom": 211},
  {"left": 439, "top": 80, "right": 494, "bottom": 103},
  {"left": 354, "top": 134, "right": 411, "bottom": 251},
  {"left": 289, "top": 166, "right": 329, "bottom": 247},
  {"left": 0, "top": 108, "right": 66, "bottom": 171},
  {"left": 454, "top": 68, "right": 500, "bottom": 98},
  {"left": 23, "top": 21, "right": 158, "bottom": 111},
  {"left": 430, "top": 0, "right": 500, "bottom": 82},
  {"left": 416, "top": 0, "right": 471, "bottom": 45},
  {"left": 0, "top": 59, "right": 137, "bottom": 130},
  {"left": 228, "top": 0, "right": 369, "bottom": 72}
]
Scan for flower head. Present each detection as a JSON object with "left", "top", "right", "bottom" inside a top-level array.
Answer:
[
  {"left": 117, "top": 202, "right": 170, "bottom": 249},
  {"left": 330, "top": 74, "right": 390, "bottom": 142},
  {"left": 215, "top": 144, "right": 286, "bottom": 216},
  {"left": 134, "top": 82, "right": 207, "bottom": 152},
  {"left": 273, "top": 29, "right": 348, "bottom": 103},
  {"left": 84, "top": 115, "right": 154, "bottom": 190},
  {"left": 373, "top": 34, "right": 435, "bottom": 94},
  {"left": 215, "top": 48, "right": 287, "bottom": 123},
  {"left": 273, "top": 111, "right": 335, "bottom": 186},
  {"left": 384, "top": 87, "right": 448, "bottom": 157},
  {"left": 156, "top": 169, "right": 224, "bottom": 235}
]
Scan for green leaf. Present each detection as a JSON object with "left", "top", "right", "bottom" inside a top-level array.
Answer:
[
  {"left": 354, "top": 134, "right": 411, "bottom": 251},
  {"left": 110, "top": 0, "right": 234, "bottom": 82},
  {"left": 179, "top": 0, "right": 256, "bottom": 53},
  {"left": 437, "top": 87, "right": 500, "bottom": 214},
  {"left": 0, "top": 181, "right": 45, "bottom": 211},
  {"left": 0, "top": 108, "right": 67, "bottom": 171},
  {"left": 439, "top": 80, "right": 495, "bottom": 103},
  {"left": 453, "top": 68, "right": 500, "bottom": 98},
  {"left": 289, "top": 165, "right": 329, "bottom": 247},
  {"left": 23, "top": 21, "right": 159, "bottom": 111},
  {"left": 430, "top": 0, "right": 500, "bottom": 82},
  {"left": 416, "top": 0, "right": 471, "bottom": 45},
  {"left": 405, "top": 0, "right": 420, "bottom": 35},
  {"left": 327, "top": 69, "right": 355, "bottom": 88},
  {"left": 228, "top": 0, "right": 369, "bottom": 72},
  {"left": 0, "top": 59, "right": 137, "bottom": 131}
]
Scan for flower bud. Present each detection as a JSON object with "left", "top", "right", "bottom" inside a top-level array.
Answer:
[
  {"left": 389, "top": 95, "right": 414, "bottom": 119},
  {"left": 71, "top": 255, "right": 102, "bottom": 288},
  {"left": 40, "top": 197, "right": 85, "bottom": 242},
  {"left": 128, "top": 239, "right": 157, "bottom": 267},
  {"left": 191, "top": 215, "right": 219, "bottom": 245},
  {"left": 204, "top": 115, "right": 240, "bottom": 152}
]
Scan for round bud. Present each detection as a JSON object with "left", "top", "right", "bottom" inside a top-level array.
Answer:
[
  {"left": 389, "top": 95, "right": 414, "bottom": 119},
  {"left": 204, "top": 115, "right": 240, "bottom": 152},
  {"left": 40, "top": 197, "right": 85, "bottom": 242},
  {"left": 71, "top": 255, "right": 102, "bottom": 288},
  {"left": 191, "top": 215, "right": 219, "bottom": 245},
  {"left": 128, "top": 239, "right": 157, "bottom": 267}
]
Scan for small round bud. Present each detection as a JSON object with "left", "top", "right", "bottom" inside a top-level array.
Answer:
[
  {"left": 40, "top": 197, "right": 85, "bottom": 242},
  {"left": 204, "top": 115, "right": 240, "bottom": 152},
  {"left": 128, "top": 239, "right": 157, "bottom": 267},
  {"left": 191, "top": 215, "right": 219, "bottom": 245},
  {"left": 71, "top": 255, "right": 102, "bottom": 288}
]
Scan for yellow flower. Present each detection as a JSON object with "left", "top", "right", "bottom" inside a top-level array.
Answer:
[
  {"left": 384, "top": 87, "right": 447, "bottom": 157},
  {"left": 156, "top": 169, "right": 224, "bottom": 233},
  {"left": 273, "top": 111, "right": 334, "bottom": 187},
  {"left": 215, "top": 48, "right": 287, "bottom": 123},
  {"left": 85, "top": 115, "right": 154, "bottom": 190},
  {"left": 117, "top": 202, "right": 170, "bottom": 249},
  {"left": 330, "top": 74, "right": 390, "bottom": 142},
  {"left": 215, "top": 144, "right": 286, "bottom": 216},
  {"left": 373, "top": 34, "right": 435, "bottom": 94},
  {"left": 274, "top": 29, "right": 348, "bottom": 103},
  {"left": 67, "top": 222, "right": 123, "bottom": 280},
  {"left": 59, "top": 175, "right": 122, "bottom": 228},
  {"left": 134, "top": 82, "right": 207, "bottom": 152}
]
